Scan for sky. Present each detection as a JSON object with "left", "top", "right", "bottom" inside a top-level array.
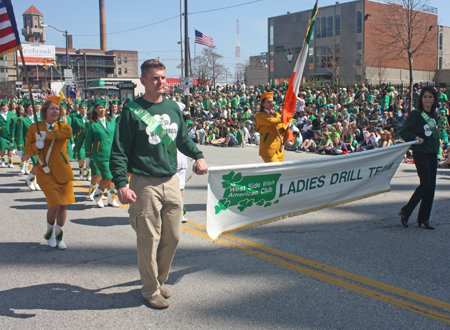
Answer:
[{"left": 13, "top": 0, "right": 450, "bottom": 79}]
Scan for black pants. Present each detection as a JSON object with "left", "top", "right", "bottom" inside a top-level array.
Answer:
[{"left": 402, "top": 152, "right": 437, "bottom": 222}]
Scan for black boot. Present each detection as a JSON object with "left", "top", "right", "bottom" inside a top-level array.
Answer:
[
  {"left": 418, "top": 220, "right": 435, "bottom": 230},
  {"left": 398, "top": 210, "right": 409, "bottom": 228}
]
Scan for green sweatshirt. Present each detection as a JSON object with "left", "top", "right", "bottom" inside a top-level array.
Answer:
[
  {"left": 110, "top": 96, "right": 204, "bottom": 189},
  {"left": 399, "top": 108, "right": 439, "bottom": 154}
]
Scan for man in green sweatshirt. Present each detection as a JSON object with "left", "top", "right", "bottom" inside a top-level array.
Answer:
[{"left": 110, "top": 59, "right": 208, "bottom": 309}]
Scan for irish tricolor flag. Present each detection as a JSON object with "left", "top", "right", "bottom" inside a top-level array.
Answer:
[{"left": 282, "top": 0, "right": 319, "bottom": 124}]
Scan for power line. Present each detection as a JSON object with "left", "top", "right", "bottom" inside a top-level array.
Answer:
[{"left": 72, "top": 0, "right": 263, "bottom": 37}]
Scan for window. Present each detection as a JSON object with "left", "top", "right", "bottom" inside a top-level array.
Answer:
[
  {"left": 438, "top": 57, "right": 442, "bottom": 69},
  {"left": 34, "top": 25, "right": 37, "bottom": 28},
  {"left": 269, "top": 25, "right": 274, "bottom": 45},
  {"left": 356, "top": 11, "right": 362, "bottom": 34},
  {"left": 356, "top": 42, "right": 362, "bottom": 66},
  {"left": 327, "top": 16, "right": 333, "bottom": 37},
  {"left": 124, "top": 68, "right": 128, "bottom": 74},
  {"left": 315, "top": 17, "right": 321, "bottom": 38},
  {"left": 118, "top": 68, "right": 122, "bottom": 75},
  {"left": 118, "top": 57, "right": 121, "bottom": 64},
  {"left": 335, "top": 14, "right": 340, "bottom": 36},
  {"left": 439, "top": 33, "right": 443, "bottom": 50},
  {"left": 124, "top": 57, "right": 127, "bottom": 63},
  {"left": 321, "top": 16, "right": 326, "bottom": 38},
  {"left": 89, "top": 68, "right": 93, "bottom": 73},
  {"left": 27, "top": 17, "right": 30, "bottom": 20},
  {"left": 96, "top": 68, "right": 99, "bottom": 73}
]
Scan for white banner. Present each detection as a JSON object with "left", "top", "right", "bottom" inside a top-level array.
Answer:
[
  {"left": 207, "top": 142, "right": 415, "bottom": 241},
  {"left": 17, "top": 44, "right": 55, "bottom": 65}
]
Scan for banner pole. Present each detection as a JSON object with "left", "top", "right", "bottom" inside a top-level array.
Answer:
[{"left": 19, "top": 49, "right": 47, "bottom": 166}]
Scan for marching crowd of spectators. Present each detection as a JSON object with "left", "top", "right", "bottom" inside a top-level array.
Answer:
[{"left": 166, "top": 81, "right": 450, "bottom": 164}]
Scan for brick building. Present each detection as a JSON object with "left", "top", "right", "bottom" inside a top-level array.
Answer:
[{"left": 268, "top": 0, "right": 441, "bottom": 86}]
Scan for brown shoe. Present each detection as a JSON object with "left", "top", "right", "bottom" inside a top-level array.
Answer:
[
  {"left": 144, "top": 294, "right": 169, "bottom": 309},
  {"left": 160, "top": 284, "right": 172, "bottom": 299}
]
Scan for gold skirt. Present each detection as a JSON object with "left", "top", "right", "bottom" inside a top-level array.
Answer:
[{"left": 40, "top": 177, "right": 75, "bottom": 207}]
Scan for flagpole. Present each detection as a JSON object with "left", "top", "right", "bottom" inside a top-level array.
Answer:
[
  {"left": 194, "top": 26, "right": 196, "bottom": 59},
  {"left": 19, "top": 49, "right": 47, "bottom": 167}
]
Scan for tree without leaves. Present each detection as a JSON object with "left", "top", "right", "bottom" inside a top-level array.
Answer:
[
  {"left": 372, "top": 0, "right": 437, "bottom": 110},
  {"left": 366, "top": 56, "right": 388, "bottom": 86},
  {"left": 180, "top": 46, "right": 227, "bottom": 87},
  {"left": 324, "top": 44, "right": 344, "bottom": 90}
]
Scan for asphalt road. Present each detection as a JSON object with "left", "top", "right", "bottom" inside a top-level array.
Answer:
[{"left": 1, "top": 145, "right": 449, "bottom": 330}]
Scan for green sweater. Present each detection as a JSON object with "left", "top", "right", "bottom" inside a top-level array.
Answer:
[
  {"left": 399, "top": 108, "right": 439, "bottom": 154},
  {"left": 110, "top": 96, "right": 204, "bottom": 189}
]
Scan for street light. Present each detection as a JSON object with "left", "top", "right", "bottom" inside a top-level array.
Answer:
[{"left": 42, "top": 23, "right": 69, "bottom": 99}]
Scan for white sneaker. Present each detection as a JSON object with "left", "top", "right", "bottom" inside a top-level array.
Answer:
[
  {"left": 8, "top": 162, "right": 14, "bottom": 168},
  {"left": 26, "top": 177, "right": 36, "bottom": 191},
  {"left": 88, "top": 184, "right": 97, "bottom": 201},
  {"left": 79, "top": 168, "right": 84, "bottom": 180},
  {"left": 94, "top": 188, "right": 105, "bottom": 208},
  {"left": 182, "top": 216, "right": 187, "bottom": 223},
  {"left": 107, "top": 190, "right": 120, "bottom": 207},
  {"left": 19, "top": 163, "right": 26, "bottom": 174},
  {"left": 55, "top": 225, "right": 67, "bottom": 250},
  {"left": 34, "top": 183, "right": 41, "bottom": 191},
  {"left": 0, "top": 161, "right": 5, "bottom": 168},
  {"left": 44, "top": 223, "right": 57, "bottom": 248}
]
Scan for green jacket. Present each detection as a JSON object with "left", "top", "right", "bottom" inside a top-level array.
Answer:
[
  {"left": 0, "top": 111, "right": 15, "bottom": 138},
  {"left": 399, "top": 108, "right": 439, "bottom": 154},
  {"left": 9, "top": 115, "right": 20, "bottom": 147},
  {"left": 85, "top": 118, "right": 116, "bottom": 162},
  {"left": 17, "top": 116, "right": 38, "bottom": 151},
  {"left": 110, "top": 96, "right": 204, "bottom": 189}
]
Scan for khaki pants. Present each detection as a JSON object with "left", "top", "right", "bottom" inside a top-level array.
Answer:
[{"left": 129, "top": 174, "right": 182, "bottom": 299}]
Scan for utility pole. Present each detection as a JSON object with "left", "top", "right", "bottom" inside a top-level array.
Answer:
[
  {"left": 184, "top": 0, "right": 189, "bottom": 107},
  {"left": 180, "top": 0, "right": 184, "bottom": 77}
]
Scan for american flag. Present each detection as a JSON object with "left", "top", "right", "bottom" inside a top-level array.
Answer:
[
  {"left": 195, "top": 30, "right": 214, "bottom": 48},
  {"left": 0, "top": 0, "right": 22, "bottom": 57}
]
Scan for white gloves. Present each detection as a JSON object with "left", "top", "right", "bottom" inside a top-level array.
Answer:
[
  {"left": 85, "top": 157, "right": 91, "bottom": 168},
  {"left": 36, "top": 131, "right": 46, "bottom": 141},
  {"left": 72, "top": 143, "right": 75, "bottom": 150},
  {"left": 36, "top": 140, "right": 44, "bottom": 149},
  {"left": 35, "top": 132, "right": 46, "bottom": 150}
]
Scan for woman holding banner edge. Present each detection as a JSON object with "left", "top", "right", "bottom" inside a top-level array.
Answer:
[{"left": 398, "top": 86, "right": 440, "bottom": 230}]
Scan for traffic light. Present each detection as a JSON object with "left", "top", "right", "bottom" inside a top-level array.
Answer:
[
  {"left": 51, "top": 58, "right": 56, "bottom": 67},
  {"left": 43, "top": 59, "right": 47, "bottom": 69}
]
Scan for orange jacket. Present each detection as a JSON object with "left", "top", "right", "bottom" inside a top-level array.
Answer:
[
  {"left": 25, "top": 121, "right": 74, "bottom": 184},
  {"left": 255, "top": 111, "right": 287, "bottom": 159}
]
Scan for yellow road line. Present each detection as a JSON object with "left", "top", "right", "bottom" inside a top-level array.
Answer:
[
  {"left": 185, "top": 221, "right": 450, "bottom": 313},
  {"left": 71, "top": 181, "right": 450, "bottom": 323},
  {"left": 182, "top": 225, "right": 450, "bottom": 325}
]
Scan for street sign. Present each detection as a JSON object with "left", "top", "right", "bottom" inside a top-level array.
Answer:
[
  {"left": 65, "top": 79, "right": 73, "bottom": 85},
  {"left": 180, "top": 77, "right": 193, "bottom": 87},
  {"left": 64, "top": 69, "right": 73, "bottom": 78}
]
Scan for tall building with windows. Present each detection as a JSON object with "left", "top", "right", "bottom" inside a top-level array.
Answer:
[
  {"left": 22, "top": 5, "right": 46, "bottom": 44},
  {"left": 268, "top": 0, "right": 439, "bottom": 86}
]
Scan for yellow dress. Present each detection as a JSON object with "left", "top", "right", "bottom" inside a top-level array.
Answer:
[
  {"left": 255, "top": 111, "right": 287, "bottom": 163},
  {"left": 25, "top": 121, "right": 75, "bottom": 207}
]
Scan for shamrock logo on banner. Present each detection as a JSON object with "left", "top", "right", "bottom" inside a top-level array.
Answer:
[{"left": 214, "top": 171, "right": 282, "bottom": 214}]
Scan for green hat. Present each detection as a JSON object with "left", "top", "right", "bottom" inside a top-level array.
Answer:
[
  {"left": 23, "top": 100, "right": 32, "bottom": 107},
  {"left": 123, "top": 98, "right": 132, "bottom": 105},
  {"left": 94, "top": 99, "right": 107, "bottom": 107},
  {"left": 10, "top": 100, "right": 17, "bottom": 104},
  {"left": 1, "top": 100, "right": 8, "bottom": 105},
  {"left": 75, "top": 100, "right": 81, "bottom": 105},
  {"left": 88, "top": 105, "right": 94, "bottom": 111},
  {"left": 80, "top": 102, "right": 88, "bottom": 107},
  {"left": 110, "top": 100, "right": 119, "bottom": 105},
  {"left": 59, "top": 101, "right": 67, "bottom": 108}
]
